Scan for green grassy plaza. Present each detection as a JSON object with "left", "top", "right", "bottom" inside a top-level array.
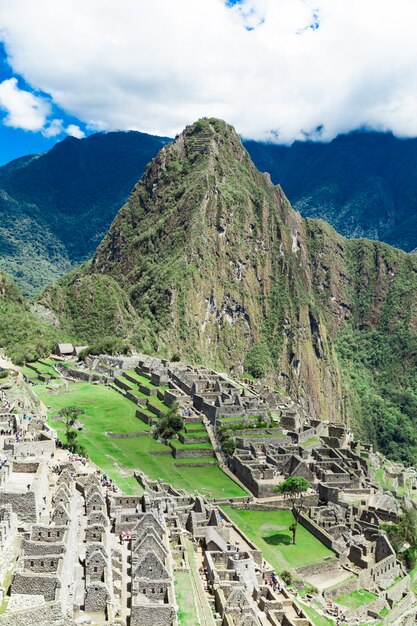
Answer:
[
  {"left": 36, "top": 381, "right": 247, "bottom": 499},
  {"left": 221, "top": 506, "right": 335, "bottom": 572},
  {"left": 174, "top": 571, "right": 199, "bottom": 625},
  {"left": 334, "top": 589, "right": 378, "bottom": 610}
]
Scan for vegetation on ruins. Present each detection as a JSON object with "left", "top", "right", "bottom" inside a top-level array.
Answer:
[
  {"left": 217, "top": 426, "right": 236, "bottom": 457},
  {"left": 280, "top": 571, "right": 293, "bottom": 586},
  {"left": 273, "top": 477, "right": 312, "bottom": 544},
  {"left": 243, "top": 342, "right": 272, "bottom": 379},
  {"left": 78, "top": 338, "right": 133, "bottom": 360},
  {"left": 153, "top": 404, "right": 183, "bottom": 442},
  {"left": 381, "top": 508, "right": 417, "bottom": 570}
]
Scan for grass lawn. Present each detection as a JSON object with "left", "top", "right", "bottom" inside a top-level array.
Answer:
[
  {"left": 21, "top": 366, "right": 37, "bottom": 378},
  {"left": 174, "top": 571, "right": 199, "bottom": 625},
  {"left": 170, "top": 440, "right": 213, "bottom": 450},
  {"left": 128, "top": 371, "right": 160, "bottom": 388},
  {"left": 298, "top": 601, "right": 334, "bottom": 626},
  {"left": 410, "top": 563, "right": 417, "bottom": 593},
  {"left": 127, "top": 388, "right": 148, "bottom": 399},
  {"left": 180, "top": 430, "right": 208, "bottom": 438},
  {"left": 221, "top": 507, "right": 335, "bottom": 572},
  {"left": 174, "top": 458, "right": 218, "bottom": 465},
  {"left": 35, "top": 382, "right": 247, "bottom": 500},
  {"left": 184, "top": 423, "right": 205, "bottom": 431},
  {"left": 28, "top": 361, "right": 59, "bottom": 377},
  {"left": 147, "top": 396, "right": 170, "bottom": 413},
  {"left": 335, "top": 589, "right": 377, "bottom": 609}
]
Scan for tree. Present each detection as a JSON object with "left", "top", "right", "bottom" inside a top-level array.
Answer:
[
  {"left": 59, "top": 406, "right": 86, "bottom": 456},
  {"left": 59, "top": 405, "right": 85, "bottom": 429},
  {"left": 381, "top": 507, "right": 417, "bottom": 570},
  {"left": 153, "top": 404, "right": 183, "bottom": 441},
  {"left": 273, "top": 476, "right": 312, "bottom": 544},
  {"left": 244, "top": 342, "right": 272, "bottom": 379}
]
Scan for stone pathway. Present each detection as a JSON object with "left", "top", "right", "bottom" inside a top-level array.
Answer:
[
  {"left": 119, "top": 539, "right": 131, "bottom": 624},
  {"left": 184, "top": 537, "right": 215, "bottom": 626}
]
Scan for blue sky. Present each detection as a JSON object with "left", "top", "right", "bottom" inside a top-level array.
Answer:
[
  {"left": 0, "top": 44, "right": 87, "bottom": 165},
  {"left": 0, "top": 0, "right": 416, "bottom": 166}
]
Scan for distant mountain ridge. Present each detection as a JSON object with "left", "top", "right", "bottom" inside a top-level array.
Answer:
[
  {"left": 246, "top": 132, "right": 417, "bottom": 251},
  {"left": 0, "top": 130, "right": 169, "bottom": 295},
  {"left": 2, "top": 127, "right": 417, "bottom": 295}
]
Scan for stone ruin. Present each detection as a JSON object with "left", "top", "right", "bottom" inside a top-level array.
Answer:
[{"left": 228, "top": 399, "right": 417, "bottom": 616}]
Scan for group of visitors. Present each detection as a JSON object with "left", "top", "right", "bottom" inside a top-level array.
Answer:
[
  {"left": 265, "top": 572, "right": 285, "bottom": 593},
  {"left": 0, "top": 390, "right": 13, "bottom": 412},
  {"left": 68, "top": 453, "right": 87, "bottom": 465},
  {"left": 325, "top": 598, "right": 347, "bottom": 623},
  {"left": 100, "top": 472, "right": 118, "bottom": 492}
]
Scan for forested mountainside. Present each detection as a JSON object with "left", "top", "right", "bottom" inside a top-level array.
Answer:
[
  {"left": 0, "top": 271, "right": 62, "bottom": 363},
  {"left": 40, "top": 118, "right": 417, "bottom": 465},
  {"left": 0, "top": 130, "right": 169, "bottom": 295},
  {"left": 246, "top": 132, "right": 417, "bottom": 252}
]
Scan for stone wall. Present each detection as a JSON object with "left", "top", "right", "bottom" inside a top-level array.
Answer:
[
  {"left": 12, "top": 462, "right": 40, "bottom": 473},
  {"left": 178, "top": 433, "right": 210, "bottom": 444},
  {"left": 126, "top": 392, "right": 146, "bottom": 405},
  {"left": 0, "top": 601, "right": 66, "bottom": 626},
  {"left": 114, "top": 378, "right": 132, "bottom": 392},
  {"left": 130, "top": 604, "right": 175, "bottom": 626},
  {"left": 22, "top": 540, "right": 66, "bottom": 556},
  {"left": 0, "top": 491, "right": 37, "bottom": 523},
  {"left": 297, "top": 511, "right": 339, "bottom": 555},
  {"left": 61, "top": 367, "right": 112, "bottom": 384},
  {"left": 385, "top": 588, "right": 415, "bottom": 623},
  {"left": 227, "top": 496, "right": 319, "bottom": 512},
  {"left": 4, "top": 439, "right": 55, "bottom": 457},
  {"left": 386, "top": 576, "right": 410, "bottom": 605},
  {"left": 85, "top": 580, "right": 109, "bottom": 612},
  {"left": 107, "top": 431, "right": 148, "bottom": 439},
  {"left": 11, "top": 571, "right": 59, "bottom": 600},
  {"left": 136, "top": 408, "right": 156, "bottom": 425},
  {"left": 170, "top": 446, "right": 213, "bottom": 458}
]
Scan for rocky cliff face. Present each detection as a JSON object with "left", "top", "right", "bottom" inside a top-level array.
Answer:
[{"left": 41, "top": 119, "right": 417, "bottom": 460}]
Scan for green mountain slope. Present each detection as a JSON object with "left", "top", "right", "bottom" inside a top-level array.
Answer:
[
  {"left": 40, "top": 119, "right": 417, "bottom": 463},
  {"left": 0, "top": 272, "right": 60, "bottom": 363},
  {"left": 0, "top": 130, "right": 169, "bottom": 295}
]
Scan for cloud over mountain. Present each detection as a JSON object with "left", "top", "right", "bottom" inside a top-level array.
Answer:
[{"left": 0, "top": 0, "right": 417, "bottom": 142}]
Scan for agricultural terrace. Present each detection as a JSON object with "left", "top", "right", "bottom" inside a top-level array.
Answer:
[
  {"left": 35, "top": 381, "right": 247, "bottom": 499},
  {"left": 221, "top": 507, "right": 335, "bottom": 573}
]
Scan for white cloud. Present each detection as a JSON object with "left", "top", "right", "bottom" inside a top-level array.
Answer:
[
  {"left": 0, "top": 0, "right": 417, "bottom": 142},
  {"left": 65, "top": 124, "right": 85, "bottom": 139},
  {"left": 42, "top": 118, "right": 64, "bottom": 137},
  {"left": 0, "top": 77, "right": 50, "bottom": 130}
]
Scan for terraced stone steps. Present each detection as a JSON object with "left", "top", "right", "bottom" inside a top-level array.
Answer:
[
  {"left": 169, "top": 439, "right": 214, "bottom": 458},
  {"left": 178, "top": 431, "right": 210, "bottom": 444}
]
